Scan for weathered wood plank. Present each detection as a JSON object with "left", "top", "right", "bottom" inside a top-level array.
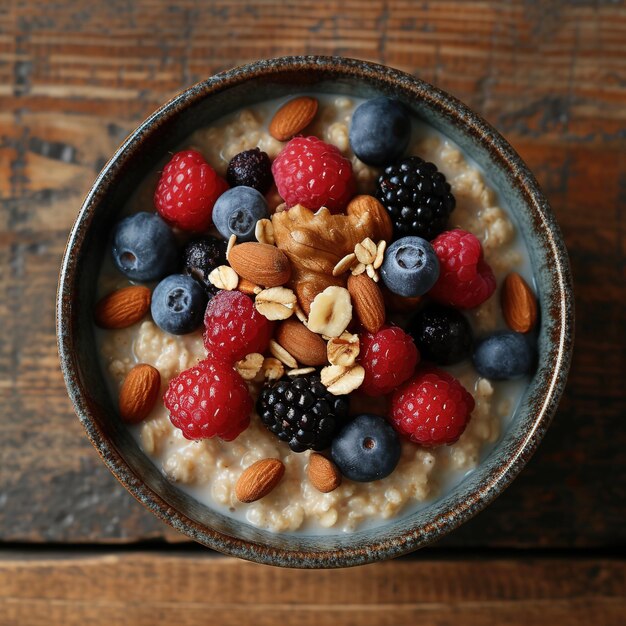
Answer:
[
  {"left": 0, "top": 553, "right": 625, "bottom": 626},
  {"left": 0, "top": 0, "right": 625, "bottom": 546},
  {"left": 4, "top": 599, "right": 625, "bottom": 626}
]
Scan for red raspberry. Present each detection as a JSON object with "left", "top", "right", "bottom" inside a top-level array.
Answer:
[
  {"left": 164, "top": 359, "right": 252, "bottom": 441},
  {"left": 271, "top": 136, "right": 356, "bottom": 213},
  {"left": 203, "top": 290, "right": 274, "bottom": 363},
  {"left": 358, "top": 326, "right": 419, "bottom": 396},
  {"left": 390, "top": 367, "right": 475, "bottom": 446},
  {"left": 429, "top": 229, "right": 496, "bottom": 308},
  {"left": 155, "top": 149, "right": 228, "bottom": 232}
]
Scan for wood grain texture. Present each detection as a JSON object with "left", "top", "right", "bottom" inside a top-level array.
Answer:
[
  {"left": 0, "top": 0, "right": 625, "bottom": 547},
  {"left": 1, "top": 552, "right": 624, "bottom": 626}
]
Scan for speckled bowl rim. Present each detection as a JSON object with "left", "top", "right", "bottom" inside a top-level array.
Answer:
[{"left": 57, "top": 55, "right": 574, "bottom": 568}]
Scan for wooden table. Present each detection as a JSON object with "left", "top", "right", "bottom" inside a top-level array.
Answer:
[{"left": 1, "top": 1, "right": 624, "bottom": 624}]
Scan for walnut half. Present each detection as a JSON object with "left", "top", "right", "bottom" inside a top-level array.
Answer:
[{"left": 271, "top": 198, "right": 392, "bottom": 313}]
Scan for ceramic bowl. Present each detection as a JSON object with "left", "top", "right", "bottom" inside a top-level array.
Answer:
[{"left": 57, "top": 56, "right": 574, "bottom": 568}]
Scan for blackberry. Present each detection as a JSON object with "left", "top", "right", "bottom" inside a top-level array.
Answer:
[
  {"left": 407, "top": 303, "right": 473, "bottom": 365},
  {"left": 375, "top": 156, "right": 455, "bottom": 241},
  {"left": 181, "top": 236, "right": 226, "bottom": 294},
  {"left": 226, "top": 148, "right": 273, "bottom": 195},
  {"left": 256, "top": 374, "right": 350, "bottom": 453}
]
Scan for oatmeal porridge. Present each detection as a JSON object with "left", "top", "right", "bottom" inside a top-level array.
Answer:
[{"left": 95, "top": 94, "right": 537, "bottom": 533}]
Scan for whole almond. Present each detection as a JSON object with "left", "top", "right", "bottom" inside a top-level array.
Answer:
[
  {"left": 119, "top": 364, "right": 160, "bottom": 423},
  {"left": 346, "top": 195, "right": 393, "bottom": 243},
  {"left": 275, "top": 318, "right": 327, "bottom": 366},
  {"left": 347, "top": 273, "right": 385, "bottom": 333},
  {"left": 94, "top": 286, "right": 151, "bottom": 329},
  {"left": 235, "top": 458, "right": 285, "bottom": 503},
  {"left": 269, "top": 96, "right": 318, "bottom": 141},
  {"left": 228, "top": 242, "right": 291, "bottom": 287},
  {"left": 308, "top": 453, "right": 342, "bottom": 493},
  {"left": 502, "top": 272, "right": 538, "bottom": 333}
]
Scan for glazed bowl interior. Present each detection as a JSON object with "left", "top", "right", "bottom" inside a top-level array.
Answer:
[{"left": 58, "top": 56, "right": 573, "bottom": 568}]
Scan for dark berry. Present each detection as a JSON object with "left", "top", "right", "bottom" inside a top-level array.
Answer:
[
  {"left": 331, "top": 414, "right": 401, "bottom": 482},
  {"left": 182, "top": 236, "right": 226, "bottom": 294},
  {"left": 349, "top": 97, "right": 411, "bottom": 166},
  {"left": 226, "top": 148, "right": 273, "bottom": 195},
  {"left": 408, "top": 304, "right": 473, "bottom": 365},
  {"left": 380, "top": 236, "right": 439, "bottom": 297},
  {"left": 375, "top": 156, "right": 455, "bottom": 240},
  {"left": 111, "top": 212, "right": 177, "bottom": 282},
  {"left": 473, "top": 331, "right": 535, "bottom": 380},
  {"left": 256, "top": 374, "right": 350, "bottom": 453},
  {"left": 151, "top": 274, "right": 208, "bottom": 335},
  {"left": 212, "top": 186, "right": 269, "bottom": 241}
]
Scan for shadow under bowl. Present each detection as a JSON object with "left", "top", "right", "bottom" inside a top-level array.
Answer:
[{"left": 57, "top": 56, "right": 574, "bottom": 568}]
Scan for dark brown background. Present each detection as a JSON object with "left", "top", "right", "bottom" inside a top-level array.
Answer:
[{"left": 1, "top": 1, "right": 624, "bottom": 624}]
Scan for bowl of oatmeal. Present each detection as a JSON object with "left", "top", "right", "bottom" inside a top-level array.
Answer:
[{"left": 57, "top": 56, "right": 573, "bottom": 567}]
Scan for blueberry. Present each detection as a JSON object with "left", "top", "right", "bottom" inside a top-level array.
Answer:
[
  {"left": 408, "top": 303, "right": 473, "bottom": 365},
  {"left": 212, "top": 186, "right": 269, "bottom": 241},
  {"left": 349, "top": 97, "right": 411, "bottom": 166},
  {"left": 473, "top": 331, "right": 535, "bottom": 380},
  {"left": 380, "top": 236, "right": 439, "bottom": 297},
  {"left": 151, "top": 274, "right": 208, "bottom": 335},
  {"left": 331, "top": 414, "right": 401, "bottom": 482},
  {"left": 111, "top": 212, "right": 177, "bottom": 282}
]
